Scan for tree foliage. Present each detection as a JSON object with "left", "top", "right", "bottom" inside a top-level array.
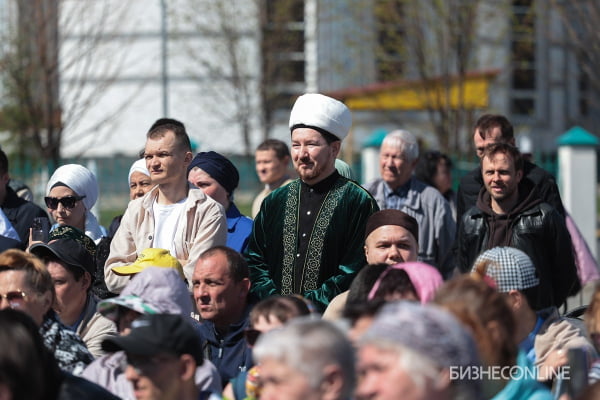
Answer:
[{"left": 0, "top": 0, "right": 133, "bottom": 167}]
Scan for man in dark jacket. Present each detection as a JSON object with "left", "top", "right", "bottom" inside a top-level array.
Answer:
[
  {"left": 0, "top": 149, "right": 48, "bottom": 249},
  {"left": 456, "top": 114, "right": 564, "bottom": 224},
  {"left": 192, "top": 245, "right": 253, "bottom": 388},
  {"left": 457, "top": 143, "right": 579, "bottom": 309}
]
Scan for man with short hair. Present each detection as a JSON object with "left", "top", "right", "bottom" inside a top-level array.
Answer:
[
  {"left": 365, "top": 129, "right": 455, "bottom": 275},
  {"left": 253, "top": 318, "right": 356, "bottom": 400},
  {"left": 105, "top": 119, "right": 227, "bottom": 293},
  {"left": 457, "top": 143, "right": 579, "bottom": 308},
  {"left": 456, "top": 114, "right": 565, "bottom": 225},
  {"left": 192, "top": 245, "right": 253, "bottom": 386},
  {"left": 246, "top": 93, "right": 379, "bottom": 312},
  {"left": 102, "top": 313, "right": 219, "bottom": 400},
  {"left": 252, "top": 139, "right": 293, "bottom": 218},
  {"left": 473, "top": 247, "right": 596, "bottom": 381},
  {"left": 30, "top": 234, "right": 116, "bottom": 358},
  {"left": 0, "top": 148, "right": 48, "bottom": 249}
]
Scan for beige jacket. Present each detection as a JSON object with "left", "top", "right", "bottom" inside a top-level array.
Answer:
[
  {"left": 104, "top": 185, "right": 227, "bottom": 293},
  {"left": 77, "top": 294, "right": 117, "bottom": 358},
  {"left": 534, "top": 307, "right": 597, "bottom": 366},
  {"left": 251, "top": 177, "right": 294, "bottom": 218}
]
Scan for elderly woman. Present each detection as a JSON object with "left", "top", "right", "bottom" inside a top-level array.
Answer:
[
  {"left": 30, "top": 227, "right": 116, "bottom": 358},
  {"left": 356, "top": 301, "right": 483, "bottom": 400},
  {"left": 0, "top": 249, "right": 93, "bottom": 374},
  {"left": 45, "top": 164, "right": 106, "bottom": 243},
  {"left": 187, "top": 151, "right": 252, "bottom": 253},
  {"left": 107, "top": 159, "right": 152, "bottom": 238}
]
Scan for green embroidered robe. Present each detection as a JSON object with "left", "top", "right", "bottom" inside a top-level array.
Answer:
[{"left": 246, "top": 176, "right": 379, "bottom": 311}]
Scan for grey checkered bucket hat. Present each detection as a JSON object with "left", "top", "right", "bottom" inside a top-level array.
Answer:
[{"left": 472, "top": 246, "right": 539, "bottom": 292}]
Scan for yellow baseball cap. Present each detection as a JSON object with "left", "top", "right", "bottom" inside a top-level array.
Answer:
[{"left": 111, "top": 248, "right": 184, "bottom": 279}]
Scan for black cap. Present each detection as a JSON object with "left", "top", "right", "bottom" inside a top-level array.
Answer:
[
  {"left": 30, "top": 238, "right": 95, "bottom": 276},
  {"left": 101, "top": 314, "right": 203, "bottom": 365}
]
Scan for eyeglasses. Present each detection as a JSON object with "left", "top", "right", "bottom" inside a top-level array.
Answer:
[
  {"left": 0, "top": 290, "right": 27, "bottom": 308},
  {"left": 44, "top": 195, "right": 86, "bottom": 210}
]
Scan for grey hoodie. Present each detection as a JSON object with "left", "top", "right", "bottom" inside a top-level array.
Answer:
[{"left": 81, "top": 267, "right": 222, "bottom": 399}]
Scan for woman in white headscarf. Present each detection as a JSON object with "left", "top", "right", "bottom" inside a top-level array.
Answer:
[
  {"left": 106, "top": 159, "right": 152, "bottom": 238},
  {"left": 45, "top": 164, "right": 107, "bottom": 242}
]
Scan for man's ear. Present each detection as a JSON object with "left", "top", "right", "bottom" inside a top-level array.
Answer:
[
  {"left": 81, "top": 271, "right": 92, "bottom": 292},
  {"left": 239, "top": 277, "right": 251, "bottom": 299},
  {"left": 330, "top": 141, "right": 341, "bottom": 158},
  {"left": 0, "top": 172, "right": 9, "bottom": 186},
  {"left": 516, "top": 169, "right": 523, "bottom": 183},
  {"left": 506, "top": 289, "right": 521, "bottom": 311},
  {"left": 435, "top": 368, "right": 451, "bottom": 391},
  {"left": 320, "top": 364, "right": 344, "bottom": 400},
  {"left": 184, "top": 151, "right": 193, "bottom": 165},
  {"left": 410, "top": 158, "right": 418, "bottom": 170},
  {"left": 179, "top": 354, "right": 197, "bottom": 381}
]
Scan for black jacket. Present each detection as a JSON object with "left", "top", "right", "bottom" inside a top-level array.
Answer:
[
  {"left": 2, "top": 185, "right": 48, "bottom": 249},
  {"left": 457, "top": 186, "right": 580, "bottom": 309},
  {"left": 456, "top": 160, "right": 565, "bottom": 225}
]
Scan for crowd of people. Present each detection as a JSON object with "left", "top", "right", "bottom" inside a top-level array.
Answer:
[{"left": 0, "top": 92, "right": 599, "bottom": 400}]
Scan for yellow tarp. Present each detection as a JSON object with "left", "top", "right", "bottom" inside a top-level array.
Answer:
[{"left": 334, "top": 71, "right": 497, "bottom": 110}]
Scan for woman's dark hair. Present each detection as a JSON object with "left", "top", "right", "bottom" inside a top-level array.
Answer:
[
  {"left": 415, "top": 150, "right": 452, "bottom": 188},
  {"left": 371, "top": 268, "right": 418, "bottom": 301},
  {"left": 434, "top": 276, "right": 517, "bottom": 369},
  {"left": 346, "top": 264, "right": 388, "bottom": 306},
  {"left": 250, "top": 295, "right": 310, "bottom": 326},
  {"left": 0, "top": 309, "right": 62, "bottom": 400}
]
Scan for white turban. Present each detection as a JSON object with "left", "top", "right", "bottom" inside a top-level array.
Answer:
[
  {"left": 128, "top": 158, "right": 150, "bottom": 185},
  {"left": 289, "top": 93, "right": 352, "bottom": 141},
  {"left": 46, "top": 164, "right": 99, "bottom": 210}
]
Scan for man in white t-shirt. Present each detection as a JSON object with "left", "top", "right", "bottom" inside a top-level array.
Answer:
[{"left": 104, "top": 119, "right": 227, "bottom": 293}]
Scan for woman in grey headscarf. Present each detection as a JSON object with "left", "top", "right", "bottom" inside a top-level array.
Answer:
[{"left": 45, "top": 164, "right": 106, "bottom": 242}]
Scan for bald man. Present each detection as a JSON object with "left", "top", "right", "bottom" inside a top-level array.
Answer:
[{"left": 322, "top": 210, "right": 418, "bottom": 319}]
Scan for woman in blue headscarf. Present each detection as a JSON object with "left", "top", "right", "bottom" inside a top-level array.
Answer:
[{"left": 187, "top": 151, "right": 252, "bottom": 253}]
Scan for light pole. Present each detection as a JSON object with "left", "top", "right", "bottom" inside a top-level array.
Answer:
[{"left": 160, "top": 0, "right": 168, "bottom": 117}]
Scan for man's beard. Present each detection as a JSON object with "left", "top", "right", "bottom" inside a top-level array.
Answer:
[{"left": 296, "top": 159, "right": 326, "bottom": 183}]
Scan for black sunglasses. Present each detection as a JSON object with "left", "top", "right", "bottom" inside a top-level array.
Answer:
[{"left": 44, "top": 195, "right": 86, "bottom": 210}]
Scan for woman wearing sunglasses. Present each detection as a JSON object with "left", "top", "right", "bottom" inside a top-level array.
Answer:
[{"left": 45, "top": 164, "right": 107, "bottom": 243}]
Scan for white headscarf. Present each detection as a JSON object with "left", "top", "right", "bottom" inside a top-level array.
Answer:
[
  {"left": 47, "top": 164, "right": 99, "bottom": 210},
  {"left": 46, "top": 164, "right": 105, "bottom": 242},
  {"left": 128, "top": 158, "right": 150, "bottom": 185}
]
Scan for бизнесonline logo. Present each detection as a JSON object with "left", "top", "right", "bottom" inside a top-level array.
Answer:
[{"left": 449, "top": 365, "right": 570, "bottom": 381}]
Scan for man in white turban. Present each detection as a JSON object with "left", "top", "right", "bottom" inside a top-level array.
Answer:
[{"left": 246, "top": 93, "right": 378, "bottom": 312}]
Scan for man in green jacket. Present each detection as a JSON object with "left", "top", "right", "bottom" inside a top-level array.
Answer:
[{"left": 246, "top": 93, "right": 378, "bottom": 312}]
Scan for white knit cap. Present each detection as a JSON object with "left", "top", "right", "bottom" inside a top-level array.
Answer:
[
  {"left": 128, "top": 158, "right": 150, "bottom": 185},
  {"left": 289, "top": 93, "right": 352, "bottom": 141},
  {"left": 46, "top": 164, "right": 99, "bottom": 210}
]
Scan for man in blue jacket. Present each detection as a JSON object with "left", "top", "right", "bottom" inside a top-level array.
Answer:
[{"left": 192, "top": 245, "right": 253, "bottom": 388}]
